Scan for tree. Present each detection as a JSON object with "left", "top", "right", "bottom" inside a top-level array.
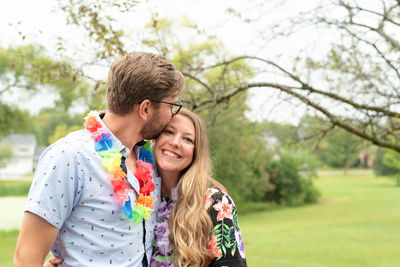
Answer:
[
  {"left": 206, "top": 96, "right": 271, "bottom": 202},
  {"left": 373, "top": 147, "right": 398, "bottom": 176},
  {"left": 296, "top": 115, "right": 366, "bottom": 170},
  {"left": 0, "top": 44, "right": 106, "bottom": 150},
  {"left": 0, "top": 45, "right": 98, "bottom": 112},
  {"left": 32, "top": 108, "right": 84, "bottom": 146},
  {"left": 380, "top": 136, "right": 400, "bottom": 185},
  {"left": 0, "top": 103, "right": 33, "bottom": 166},
  {"left": 0, "top": 103, "right": 32, "bottom": 136},
  {"left": 0, "top": 143, "right": 12, "bottom": 168},
  {"left": 261, "top": 121, "right": 299, "bottom": 148},
  {"left": 48, "top": 0, "right": 400, "bottom": 154},
  {"left": 320, "top": 127, "right": 365, "bottom": 171},
  {"left": 208, "top": 0, "right": 400, "bottom": 153}
]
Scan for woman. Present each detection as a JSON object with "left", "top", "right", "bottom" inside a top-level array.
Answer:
[
  {"left": 47, "top": 108, "right": 246, "bottom": 267},
  {"left": 150, "top": 108, "right": 246, "bottom": 267}
]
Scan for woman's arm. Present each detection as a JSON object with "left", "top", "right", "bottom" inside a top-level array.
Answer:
[{"left": 206, "top": 188, "right": 247, "bottom": 267}]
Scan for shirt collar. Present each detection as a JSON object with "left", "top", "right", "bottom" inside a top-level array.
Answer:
[{"left": 97, "top": 110, "right": 130, "bottom": 158}]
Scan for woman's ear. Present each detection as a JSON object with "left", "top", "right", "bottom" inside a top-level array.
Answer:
[{"left": 137, "top": 99, "right": 152, "bottom": 121}]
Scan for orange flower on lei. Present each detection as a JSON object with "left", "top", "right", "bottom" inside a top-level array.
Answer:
[{"left": 137, "top": 194, "right": 157, "bottom": 209}]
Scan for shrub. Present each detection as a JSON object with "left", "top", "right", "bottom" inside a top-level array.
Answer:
[
  {"left": 265, "top": 152, "right": 320, "bottom": 206},
  {"left": 373, "top": 147, "right": 398, "bottom": 176}
]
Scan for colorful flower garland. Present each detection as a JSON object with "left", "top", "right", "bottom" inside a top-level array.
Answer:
[
  {"left": 150, "top": 188, "right": 178, "bottom": 266},
  {"left": 84, "top": 111, "right": 157, "bottom": 224}
]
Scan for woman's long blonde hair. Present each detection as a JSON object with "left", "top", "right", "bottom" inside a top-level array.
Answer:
[{"left": 168, "top": 108, "right": 221, "bottom": 266}]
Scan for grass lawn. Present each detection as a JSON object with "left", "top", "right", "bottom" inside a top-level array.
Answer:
[
  {"left": 0, "top": 230, "right": 18, "bottom": 267},
  {"left": 0, "top": 179, "right": 32, "bottom": 197},
  {"left": 241, "top": 169, "right": 400, "bottom": 266},
  {"left": 1, "top": 170, "right": 400, "bottom": 266}
]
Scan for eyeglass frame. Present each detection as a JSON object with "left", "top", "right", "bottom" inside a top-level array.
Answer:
[{"left": 150, "top": 99, "right": 183, "bottom": 116}]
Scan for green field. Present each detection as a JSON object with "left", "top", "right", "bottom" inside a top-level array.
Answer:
[
  {"left": 2, "top": 170, "right": 400, "bottom": 266},
  {"left": 0, "top": 230, "right": 18, "bottom": 267},
  {"left": 242, "top": 170, "right": 400, "bottom": 266},
  {"left": 0, "top": 179, "right": 32, "bottom": 197}
]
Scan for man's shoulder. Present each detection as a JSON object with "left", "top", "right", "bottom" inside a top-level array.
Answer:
[
  {"left": 40, "top": 129, "right": 92, "bottom": 159},
  {"left": 53, "top": 129, "right": 91, "bottom": 149}
]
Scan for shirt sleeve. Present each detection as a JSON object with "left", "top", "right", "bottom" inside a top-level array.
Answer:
[
  {"left": 207, "top": 189, "right": 247, "bottom": 267},
  {"left": 24, "top": 141, "right": 84, "bottom": 229}
]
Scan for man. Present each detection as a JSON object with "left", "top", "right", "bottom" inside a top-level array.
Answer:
[{"left": 14, "top": 52, "right": 186, "bottom": 267}]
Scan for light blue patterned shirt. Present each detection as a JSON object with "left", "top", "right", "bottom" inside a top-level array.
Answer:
[{"left": 25, "top": 113, "right": 161, "bottom": 266}]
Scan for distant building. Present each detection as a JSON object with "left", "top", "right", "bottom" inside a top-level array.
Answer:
[{"left": 0, "top": 134, "right": 37, "bottom": 178}]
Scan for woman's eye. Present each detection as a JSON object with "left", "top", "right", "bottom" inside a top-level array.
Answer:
[
  {"left": 163, "top": 129, "right": 173, "bottom": 135},
  {"left": 184, "top": 137, "right": 194, "bottom": 144}
]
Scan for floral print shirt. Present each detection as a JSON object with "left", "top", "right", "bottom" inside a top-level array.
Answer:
[
  {"left": 206, "top": 187, "right": 247, "bottom": 267},
  {"left": 150, "top": 187, "right": 247, "bottom": 267}
]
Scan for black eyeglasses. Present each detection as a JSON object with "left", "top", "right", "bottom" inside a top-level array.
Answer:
[{"left": 150, "top": 99, "right": 183, "bottom": 115}]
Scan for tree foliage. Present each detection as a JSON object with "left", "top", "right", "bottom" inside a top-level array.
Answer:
[
  {"left": 296, "top": 115, "right": 366, "bottom": 169},
  {"left": 205, "top": 96, "right": 271, "bottom": 202},
  {"left": 320, "top": 128, "right": 365, "bottom": 169},
  {"left": 373, "top": 147, "right": 398, "bottom": 176},
  {"left": 32, "top": 109, "right": 84, "bottom": 146},
  {"left": 0, "top": 44, "right": 106, "bottom": 150},
  {"left": 0, "top": 144, "right": 12, "bottom": 168},
  {"left": 0, "top": 103, "right": 32, "bottom": 136},
  {"left": 0, "top": 45, "right": 91, "bottom": 111},
  {"left": 45, "top": 0, "right": 400, "bottom": 155},
  {"left": 0, "top": 103, "right": 32, "bottom": 166}
]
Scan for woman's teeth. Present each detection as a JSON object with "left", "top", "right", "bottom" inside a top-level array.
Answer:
[{"left": 163, "top": 150, "right": 179, "bottom": 159}]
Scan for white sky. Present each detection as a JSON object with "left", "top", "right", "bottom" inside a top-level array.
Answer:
[{"left": 0, "top": 0, "right": 321, "bottom": 123}]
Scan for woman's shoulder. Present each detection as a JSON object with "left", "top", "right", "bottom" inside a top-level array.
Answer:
[
  {"left": 206, "top": 182, "right": 231, "bottom": 197},
  {"left": 205, "top": 184, "right": 236, "bottom": 211},
  {"left": 206, "top": 184, "right": 228, "bottom": 199}
]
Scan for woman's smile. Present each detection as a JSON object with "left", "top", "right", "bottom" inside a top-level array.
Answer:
[{"left": 162, "top": 149, "right": 181, "bottom": 159}]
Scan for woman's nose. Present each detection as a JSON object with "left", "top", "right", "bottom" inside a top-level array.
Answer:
[{"left": 169, "top": 135, "right": 180, "bottom": 146}]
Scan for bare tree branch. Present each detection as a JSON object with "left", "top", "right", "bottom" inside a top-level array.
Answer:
[
  {"left": 182, "top": 72, "right": 215, "bottom": 95},
  {"left": 265, "top": 83, "right": 400, "bottom": 153},
  {"left": 189, "top": 55, "right": 400, "bottom": 118}
]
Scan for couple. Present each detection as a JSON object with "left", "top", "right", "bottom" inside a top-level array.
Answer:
[{"left": 14, "top": 52, "right": 246, "bottom": 267}]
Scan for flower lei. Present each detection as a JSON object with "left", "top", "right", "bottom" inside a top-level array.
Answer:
[
  {"left": 150, "top": 188, "right": 178, "bottom": 267},
  {"left": 84, "top": 110, "right": 157, "bottom": 224}
]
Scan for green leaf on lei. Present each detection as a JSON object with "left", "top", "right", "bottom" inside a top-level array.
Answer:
[{"left": 155, "top": 255, "right": 171, "bottom": 263}]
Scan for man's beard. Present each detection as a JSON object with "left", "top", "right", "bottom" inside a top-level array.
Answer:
[{"left": 140, "top": 112, "right": 167, "bottom": 140}]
